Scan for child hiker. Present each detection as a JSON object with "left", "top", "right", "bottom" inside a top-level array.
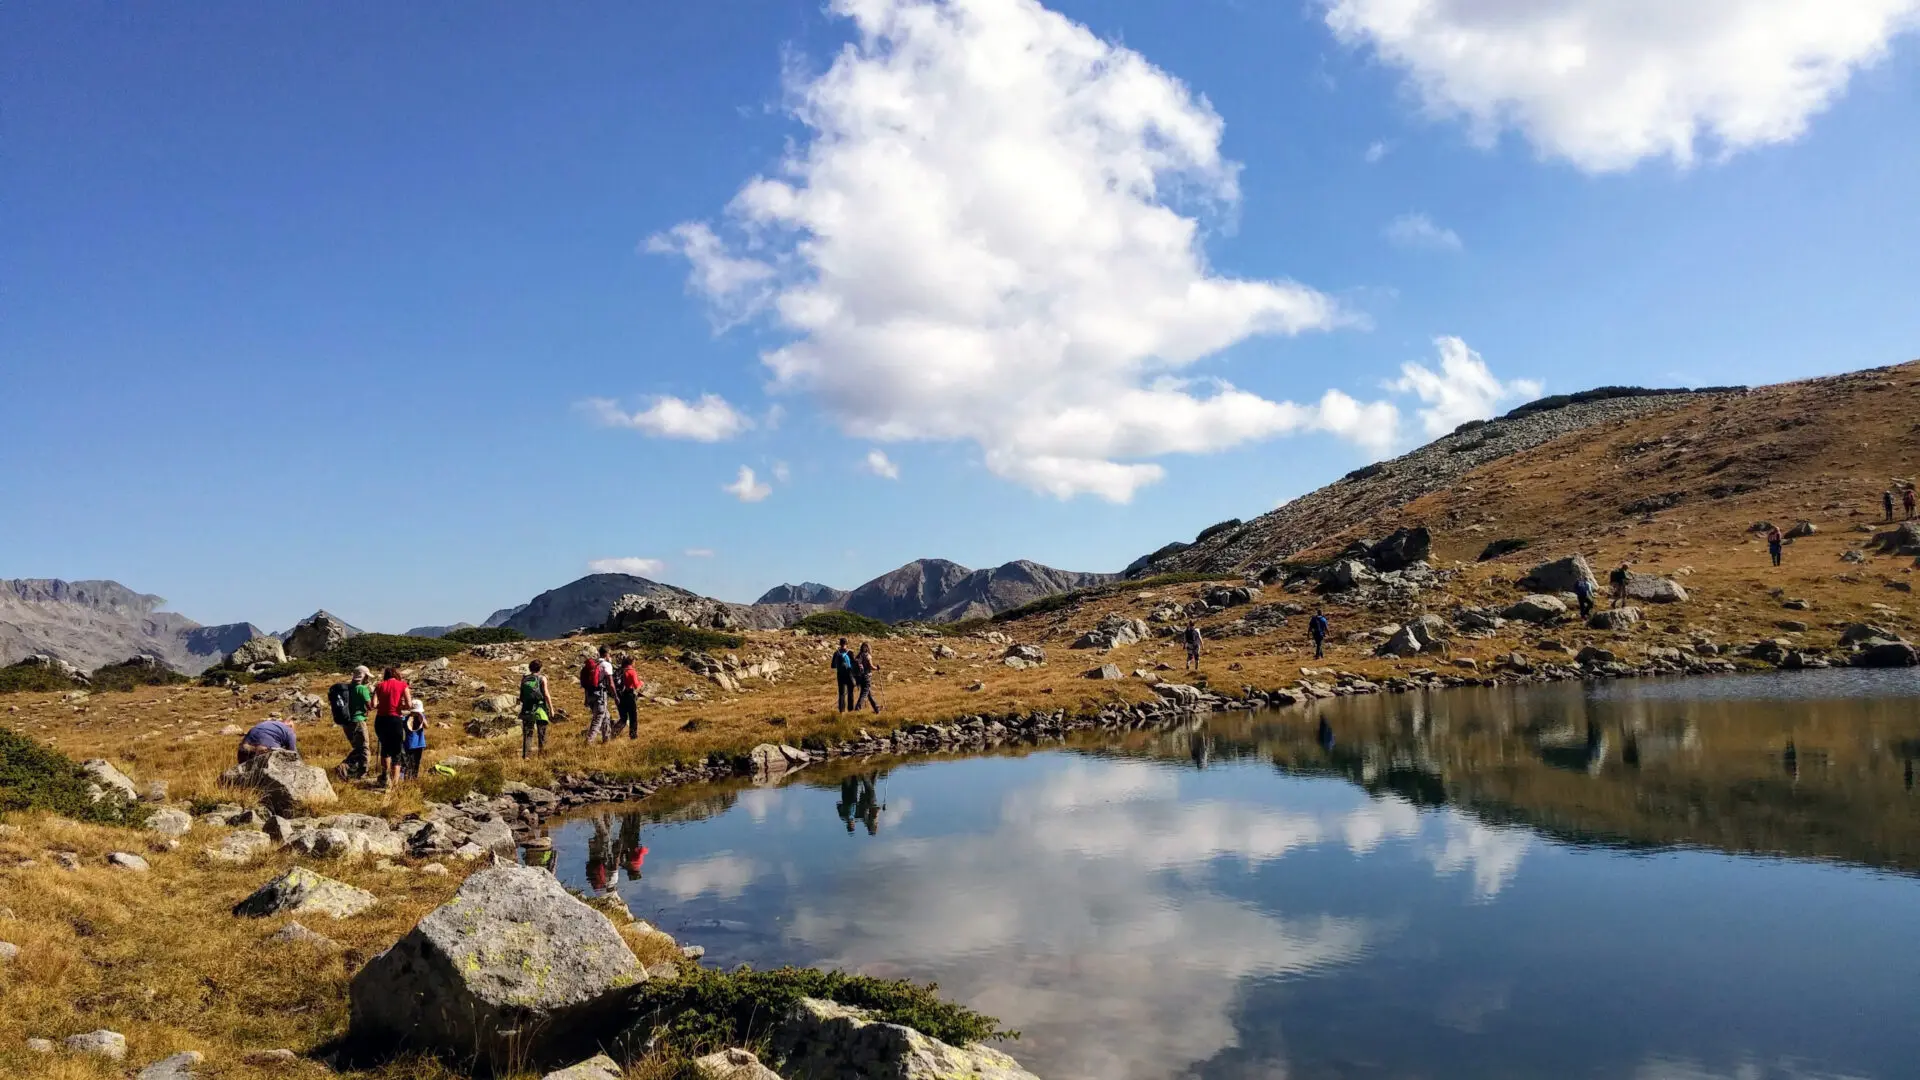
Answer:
[{"left": 403, "top": 700, "right": 428, "bottom": 780}]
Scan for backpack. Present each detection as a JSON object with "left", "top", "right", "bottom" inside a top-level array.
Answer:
[
  {"left": 832, "top": 649, "right": 852, "bottom": 672},
  {"left": 519, "top": 674, "right": 545, "bottom": 714},
  {"left": 579, "top": 660, "right": 602, "bottom": 692},
  {"left": 327, "top": 682, "right": 353, "bottom": 724},
  {"left": 1310, "top": 615, "right": 1328, "bottom": 637}
]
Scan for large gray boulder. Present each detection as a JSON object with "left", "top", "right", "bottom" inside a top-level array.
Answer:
[
  {"left": 82, "top": 759, "right": 138, "bottom": 803},
  {"left": 543, "top": 1055, "right": 623, "bottom": 1080},
  {"left": 234, "top": 867, "right": 377, "bottom": 919},
  {"left": 1001, "top": 644, "right": 1045, "bottom": 665},
  {"left": 218, "top": 750, "right": 336, "bottom": 815},
  {"left": 1519, "top": 555, "right": 1598, "bottom": 595},
  {"left": 1588, "top": 607, "right": 1641, "bottom": 631},
  {"left": 224, "top": 636, "right": 287, "bottom": 670},
  {"left": 1624, "top": 573, "right": 1689, "bottom": 603},
  {"left": 348, "top": 867, "right": 643, "bottom": 1071},
  {"left": 693, "top": 1048, "right": 783, "bottom": 1080},
  {"left": 1368, "top": 527, "right": 1431, "bottom": 572},
  {"left": 1320, "top": 559, "right": 1374, "bottom": 592},
  {"left": 1375, "top": 626, "right": 1425, "bottom": 658},
  {"left": 285, "top": 611, "right": 355, "bottom": 660},
  {"left": 1853, "top": 641, "right": 1919, "bottom": 668},
  {"left": 63, "top": 1030, "right": 128, "bottom": 1061},
  {"left": 1503, "top": 595, "right": 1568, "bottom": 623},
  {"left": 1071, "top": 614, "right": 1148, "bottom": 650},
  {"left": 772, "top": 997, "right": 1037, "bottom": 1080},
  {"left": 136, "top": 1050, "right": 205, "bottom": 1080}
]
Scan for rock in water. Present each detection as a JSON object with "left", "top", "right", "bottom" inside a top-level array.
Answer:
[
  {"left": 218, "top": 750, "right": 336, "bottom": 815},
  {"left": 692, "top": 1047, "right": 783, "bottom": 1079},
  {"left": 773, "top": 997, "right": 1038, "bottom": 1080},
  {"left": 234, "top": 867, "right": 377, "bottom": 919},
  {"left": 348, "top": 866, "right": 643, "bottom": 1071},
  {"left": 1853, "top": 641, "right": 1919, "bottom": 668},
  {"left": 1518, "top": 555, "right": 1598, "bottom": 595}
]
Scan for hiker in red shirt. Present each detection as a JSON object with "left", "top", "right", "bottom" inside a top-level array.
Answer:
[
  {"left": 616, "top": 654, "right": 644, "bottom": 739},
  {"left": 372, "top": 666, "right": 412, "bottom": 788}
]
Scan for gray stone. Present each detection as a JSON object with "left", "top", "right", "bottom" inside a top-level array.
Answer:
[
  {"left": 284, "top": 612, "right": 354, "bottom": 660},
  {"left": 1854, "top": 641, "right": 1919, "bottom": 668},
  {"left": 0, "top": 942, "right": 18, "bottom": 963},
  {"left": 1368, "top": 527, "right": 1432, "bottom": 572},
  {"left": 83, "top": 759, "right": 139, "bottom": 802},
  {"left": 1001, "top": 644, "right": 1046, "bottom": 665},
  {"left": 773, "top": 997, "right": 1038, "bottom": 1080},
  {"left": 63, "top": 1030, "right": 128, "bottom": 1061},
  {"left": 1084, "top": 663, "right": 1125, "bottom": 680},
  {"left": 233, "top": 867, "right": 377, "bottom": 919},
  {"left": 1588, "top": 607, "right": 1641, "bottom": 631},
  {"left": 203, "top": 830, "right": 275, "bottom": 865},
  {"left": 1624, "top": 573, "right": 1689, "bottom": 603},
  {"left": 145, "top": 808, "right": 194, "bottom": 837},
  {"left": 25, "top": 1038, "right": 53, "bottom": 1052},
  {"left": 1575, "top": 646, "right": 1617, "bottom": 666},
  {"left": 1151, "top": 683, "right": 1207, "bottom": 707},
  {"left": 136, "top": 1050, "right": 205, "bottom": 1079},
  {"left": 1503, "top": 595, "right": 1568, "bottom": 623},
  {"left": 692, "top": 1047, "right": 783, "bottom": 1080},
  {"left": 543, "top": 1055, "right": 624, "bottom": 1080},
  {"left": 750, "top": 743, "right": 811, "bottom": 777},
  {"left": 1375, "top": 625, "right": 1425, "bottom": 658},
  {"left": 270, "top": 920, "right": 340, "bottom": 948},
  {"left": 225, "top": 636, "right": 287, "bottom": 670},
  {"left": 141, "top": 780, "right": 170, "bottom": 803},
  {"left": 349, "top": 867, "right": 642, "bottom": 1071},
  {"left": 1321, "top": 559, "right": 1374, "bottom": 592},
  {"left": 1519, "top": 554, "right": 1598, "bottom": 595},
  {"left": 1841, "top": 623, "right": 1900, "bottom": 646},
  {"left": 1786, "top": 520, "right": 1818, "bottom": 538},
  {"left": 218, "top": 750, "right": 337, "bottom": 815},
  {"left": 108, "top": 851, "right": 151, "bottom": 872}
]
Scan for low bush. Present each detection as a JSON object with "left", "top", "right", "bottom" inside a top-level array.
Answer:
[
  {"left": 0, "top": 662, "right": 83, "bottom": 694},
  {"left": 1477, "top": 538, "right": 1530, "bottom": 562},
  {"left": 989, "top": 592, "right": 1075, "bottom": 624},
  {"left": 1193, "top": 518, "right": 1242, "bottom": 545},
  {"left": 630, "top": 965, "right": 1014, "bottom": 1060},
  {"left": 248, "top": 659, "right": 327, "bottom": 683},
  {"left": 794, "top": 611, "right": 892, "bottom": 638},
  {"left": 442, "top": 626, "right": 527, "bottom": 645},
  {"left": 421, "top": 759, "right": 504, "bottom": 803},
  {"left": 87, "top": 660, "right": 191, "bottom": 693},
  {"left": 604, "top": 623, "right": 746, "bottom": 653},
  {"left": 322, "top": 634, "right": 466, "bottom": 672},
  {"left": 0, "top": 729, "right": 149, "bottom": 826}
]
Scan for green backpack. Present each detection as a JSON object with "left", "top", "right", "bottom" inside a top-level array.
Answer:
[{"left": 518, "top": 674, "right": 545, "bottom": 716}]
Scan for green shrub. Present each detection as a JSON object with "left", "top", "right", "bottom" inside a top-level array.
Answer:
[
  {"left": 1127, "top": 571, "right": 1224, "bottom": 589},
  {"left": 198, "top": 668, "right": 250, "bottom": 688},
  {"left": 989, "top": 593, "right": 1075, "bottom": 624},
  {"left": 630, "top": 966, "right": 1014, "bottom": 1060},
  {"left": 322, "top": 634, "right": 466, "bottom": 672},
  {"left": 442, "top": 626, "right": 527, "bottom": 645},
  {"left": 0, "top": 662, "right": 83, "bottom": 694},
  {"left": 87, "top": 660, "right": 191, "bottom": 693},
  {"left": 1193, "top": 518, "right": 1242, "bottom": 544},
  {"left": 794, "top": 611, "right": 892, "bottom": 638},
  {"left": 249, "top": 660, "right": 327, "bottom": 683},
  {"left": 0, "top": 729, "right": 149, "bottom": 826},
  {"left": 603, "top": 623, "right": 746, "bottom": 653}
]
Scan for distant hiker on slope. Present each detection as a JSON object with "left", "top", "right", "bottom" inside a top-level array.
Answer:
[
  {"left": 1766, "top": 525, "right": 1784, "bottom": 567},
  {"left": 1609, "top": 563, "right": 1630, "bottom": 610},
  {"left": 520, "top": 659, "right": 554, "bottom": 759},
  {"left": 581, "top": 646, "right": 616, "bottom": 744},
  {"left": 832, "top": 638, "right": 857, "bottom": 712},
  {"left": 1886, "top": 490, "right": 1897, "bottom": 522},
  {"left": 617, "top": 654, "right": 644, "bottom": 739},
  {"left": 1573, "top": 576, "right": 1595, "bottom": 620},
  {"left": 1309, "top": 610, "right": 1330, "bottom": 659},
  {"left": 373, "top": 666, "right": 412, "bottom": 788},
  {"left": 1184, "top": 622, "right": 1203, "bottom": 671},
  {"left": 1906, "top": 488, "right": 1916, "bottom": 521},
  {"left": 853, "top": 641, "right": 882, "bottom": 714},
  {"left": 236, "top": 718, "right": 297, "bottom": 765}
]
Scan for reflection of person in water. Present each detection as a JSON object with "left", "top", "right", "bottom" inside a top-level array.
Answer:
[
  {"left": 1189, "top": 733, "right": 1211, "bottom": 770},
  {"left": 585, "top": 813, "right": 614, "bottom": 892},
  {"left": 615, "top": 812, "right": 648, "bottom": 881},
  {"left": 836, "top": 773, "right": 884, "bottom": 835},
  {"left": 1784, "top": 738, "right": 1799, "bottom": 782},
  {"left": 1317, "top": 717, "right": 1335, "bottom": 752}
]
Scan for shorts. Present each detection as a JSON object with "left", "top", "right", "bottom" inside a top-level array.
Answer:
[{"left": 373, "top": 715, "right": 406, "bottom": 760}]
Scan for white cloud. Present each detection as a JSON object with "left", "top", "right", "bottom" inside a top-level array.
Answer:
[
  {"left": 1384, "top": 212, "right": 1462, "bottom": 251},
  {"left": 1388, "top": 336, "right": 1542, "bottom": 438},
  {"left": 1324, "top": 0, "right": 1920, "bottom": 172},
  {"left": 771, "top": 461, "right": 791, "bottom": 484},
  {"left": 863, "top": 449, "right": 900, "bottom": 479},
  {"left": 580, "top": 393, "right": 751, "bottom": 441},
  {"left": 652, "top": 853, "right": 760, "bottom": 900},
  {"left": 654, "top": 0, "right": 1405, "bottom": 502},
  {"left": 722, "top": 465, "right": 772, "bottom": 503},
  {"left": 1425, "top": 811, "right": 1532, "bottom": 900},
  {"left": 683, "top": 547, "right": 716, "bottom": 558},
  {"left": 586, "top": 557, "right": 666, "bottom": 577},
  {"left": 1364, "top": 139, "right": 1390, "bottom": 163}
]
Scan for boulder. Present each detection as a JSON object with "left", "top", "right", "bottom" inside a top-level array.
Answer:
[
  {"left": 1503, "top": 595, "right": 1568, "bottom": 623},
  {"left": 1368, "top": 527, "right": 1432, "bottom": 572},
  {"left": 1786, "top": 521, "right": 1818, "bottom": 538},
  {"left": 107, "top": 851, "right": 151, "bottom": 872},
  {"left": 1588, "top": 607, "right": 1641, "bottom": 631},
  {"left": 692, "top": 1048, "right": 783, "bottom": 1080},
  {"left": 136, "top": 1050, "right": 204, "bottom": 1080},
  {"left": 1072, "top": 614, "right": 1149, "bottom": 650},
  {"left": 1320, "top": 559, "right": 1373, "bottom": 592},
  {"left": 1623, "top": 573, "right": 1689, "bottom": 603},
  {"left": 543, "top": 1055, "right": 623, "bottom": 1080},
  {"left": 931, "top": 644, "right": 957, "bottom": 660},
  {"left": 1853, "top": 642, "right": 1919, "bottom": 668},
  {"left": 234, "top": 867, "right": 377, "bottom": 919},
  {"left": 1002, "top": 644, "right": 1045, "bottom": 665},
  {"left": 203, "top": 830, "right": 275, "bottom": 865},
  {"left": 1519, "top": 555, "right": 1598, "bottom": 595},
  {"left": 1151, "top": 683, "right": 1207, "bottom": 707},
  {"left": 270, "top": 921, "right": 341, "bottom": 948},
  {"left": 1841, "top": 623, "right": 1900, "bottom": 646},
  {"left": 1575, "top": 646, "right": 1617, "bottom": 666},
  {"left": 1375, "top": 626, "right": 1425, "bottom": 658},
  {"left": 218, "top": 750, "right": 337, "bottom": 815},
  {"left": 145, "top": 808, "right": 194, "bottom": 837},
  {"left": 285, "top": 612, "right": 355, "bottom": 660},
  {"left": 473, "top": 694, "right": 518, "bottom": 714},
  {"left": 1084, "top": 664, "right": 1125, "bottom": 680},
  {"left": 749, "top": 743, "right": 811, "bottom": 776},
  {"left": 1203, "top": 586, "right": 1260, "bottom": 609},
  {"left": 224, "top": 636, "right": 287, "bottom": 670},
  {"left": 1875, "top": 521, "right": 1920, "bottom": 555},
  {"left": 772, "top": 997, "right": 1038, "bottom": 1080},
  {"left": 605, "top": 594, "right": 696, "bottom": 631},
  {"left": 82, "top": 759, "right": 138, "bottom": 803},
  {"left": 348, "top": 867, "right": 642, "bottom": 1071},
  {"left": 63, "top": 1030, "right": 127, "bottom": 1061},
  {"left": 465, "top": 715, "right": 518, "bottom": 739}
]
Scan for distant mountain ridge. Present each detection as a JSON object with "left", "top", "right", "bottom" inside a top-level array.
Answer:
[
  {"left": 837, "top": 559, "right": 1117, "bottom": 623},
  {"left": 0, "top": 578, "right": 260, "bottom": 674},
  {"left": 754, "top": 582, "right": 851, "bottom": 606}
]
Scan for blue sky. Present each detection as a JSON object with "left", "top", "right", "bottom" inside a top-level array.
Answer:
[{"left": 5, "top": 0, "right": 1918, "bottom": 633}]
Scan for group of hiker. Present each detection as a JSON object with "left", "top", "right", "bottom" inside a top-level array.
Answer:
[
  {"left": 317, "top": 665, "right": 428, "bottom": 787},
  {"left": 831, "top": 638, "right": 881, "bottom": 713},
  {"left": 512, "top": 647, "right": 648, "bottom": 760},
  {"left": 1885, "top": 487, "right": 1917, "bottom": 522}
]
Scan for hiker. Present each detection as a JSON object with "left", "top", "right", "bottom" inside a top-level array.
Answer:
[
  {"left": 1184, "top": 622, "right": 1203, "bottom": 671},
  {"left": 831, "top": 637, "right": 857, "bottom": 712},
  {"left": 1886, "top": 490, "right": 1897, "bottom": 522},
  {"left": 580, "top": 646, "right": 616, "bottom": 744},
  {"left": 403, "top": 700, "right": 428, "bottom": 780},
  {"left": 1308, "top": 610, "right": 1330, "bottom": 659},
  {"left": 616, "top": 654, "right": 644, "bottom": 739},
  {"left": 853, "top": 641, "right": 882, "bottom": 714},
  {"left": 236, "top": 717, "right": 297, "bottom": 764},
  {"left": 1766, "top": 525, "right": 1784, "bottom": 567},
  {"left": 1573, "top": 575, "right": 1595, "bottom": 620},
  {"left": 520, "top": 659, "right": 554, "bottom": 759},
  {"left": 616, "top": 813, "right": 647, "bottom": 881},
  {"left": 329, "top": 666, "right": 372, "bottom": 779},
  {"left": 373, "top": 666, "right": 412, "bottom": 788},
  {"left": 1906, "top": 488, "right": 1916, "bottom": 520},
  {"left": 1609, "top": 563, "right": 1630, "bottom": 609}
]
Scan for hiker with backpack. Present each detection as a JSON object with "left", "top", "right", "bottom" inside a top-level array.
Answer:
[
  {"left": 852, "top": 641, "right": 882, "bottom": 714},
  {"left": 1183, "top": 622, "right": 1203, "bottom": 671},
  {"left": 616, "top": 654, "right": 644, "bottom": 739},
  {"left": 1906, "top": 488, "right": 1916, "bottom": 521},
  {"left": 1609, "top": 563, "right": 1631, "bottom": 609},
  {"left": 520, "top": 659, "right": 554, "bottom": 759},
  {"left": 329, "top": 665, "right": 372, "bottom": 780},
  {"left": 1573, "top": 575, "right": 1595, "bottom": 619},
  {"left": 1308, "top": 610, "right": 1330, "bottom": 659},
  {"left": 831, "top": 638, "right": 857, "bottom": 712},
  {"left": 1766, "top": 525, "right": 1785, "bottom": 567},
  {"left": 580, "top": 646, "right": 617, "bottom": 744},
  {"left": 1886, "top": 490, "right": 1897, "bottom": 522}
]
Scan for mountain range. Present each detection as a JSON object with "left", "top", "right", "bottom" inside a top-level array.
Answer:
[{"left": 0, "top": 579, "right": 259, "bottom": 674}]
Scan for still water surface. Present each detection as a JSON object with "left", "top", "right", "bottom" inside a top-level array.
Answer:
[{"left": 546, "top": 669, "right": 1920, "bottom": 1079}]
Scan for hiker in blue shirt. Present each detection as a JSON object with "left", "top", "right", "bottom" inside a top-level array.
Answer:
[
  {"left": 831, "top": 638, "right": 857, "bottom": 712},
  {"left": 1309, "top": 610, "right": 1330, "bottom": 659}
]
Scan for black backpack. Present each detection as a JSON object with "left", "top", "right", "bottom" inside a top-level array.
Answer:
[{"left": 327, "top": 682, "right": 353, "bottom": 724}]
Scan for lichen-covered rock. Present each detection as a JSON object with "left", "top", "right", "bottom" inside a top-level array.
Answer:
[
  {"left": 348, "top": 867, "right": 642, "bottom": 1071},
  {"left": 63, "top": 1030, "right": 128, "bottom": 1061},
  {"left": 224, "top": 636, "right": 287, "bottom": 670},
  {"left": 772, "top": 997, "right": 1038, "bottom": 1080},
  {"left": 203, "top": 830, "right": 275, "bottom": 865},
  {"left": 693, "top": 1047, "right": 783, "bottom": 1080},
  {"left": 82, "top": 759, "right": 138, "bottom": 803},
  {"left": 218, "top": 750, "right": 336, "bottom": 815},
  {"left": 285, "top": 611, "right": 354, "bottom": 660},
  {"left": 234, "top": 867, "right": 377, "bottom": 919}
]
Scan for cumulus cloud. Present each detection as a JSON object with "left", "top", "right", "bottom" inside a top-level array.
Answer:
[
  {"left": 722, "top": 466, "right": 772, "bottom": 503},
  {"left": 863, "top": 449, "right": 900, "bottom": 479},
  {"left": 1384, "top": 212, "right": 1463, "bottom": 251},
  {"left": 581, "top": 393, "right": 751, "bottom": 441},
  {"left": 653, "top": 0, "right": 1417, "bottom": 502},
  {"left": 1324, "top": 0, "right": 1920, "bottom": 172},
  {"left": 587, "top": 557, "right": 666, "bottom": 577},
  {"left": 1388, "top": 336, "right": 1542, "bottom": 438}
]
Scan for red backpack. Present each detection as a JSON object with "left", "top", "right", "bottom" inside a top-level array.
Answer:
[{"left": 579, "top": 658, "right": 602, "bottom": 691}]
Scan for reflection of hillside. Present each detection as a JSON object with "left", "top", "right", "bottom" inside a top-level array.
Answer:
[{"left": 1106, "top": 677, "right": 1920, "bottom": 875}]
